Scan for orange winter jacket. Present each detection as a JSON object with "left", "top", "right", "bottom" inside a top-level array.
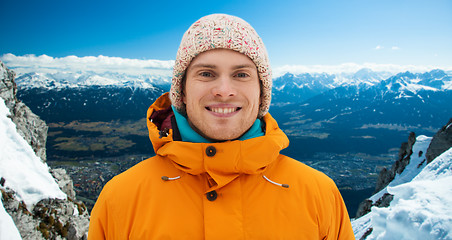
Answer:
[{"left": 88, "top": 93, "right": 354, "bottom": 239}]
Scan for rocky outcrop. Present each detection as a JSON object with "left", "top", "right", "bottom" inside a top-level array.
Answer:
[
  {"left": 0, "top": 61, "right": 48, "bottom": 161},
  {"left": 355, "top": 193, "right": 394, "bottom": 219},
  {"left": 374, "top": 131, "right": 416, "bottom": 194},
  {"left": 355, "top": 132, "right": 416, "bottom": 218},
  {"left": 51, "top": 168, "right": 77, "bottom": 200},
  {"left": 426, "top": 118, "right": 452, "bottom": 164},
  {"left": 2, "top": 188, "right": 89, "bottom": 240},
  {"left": 1, "top": 61, "right": 89, "bottom": 239}
]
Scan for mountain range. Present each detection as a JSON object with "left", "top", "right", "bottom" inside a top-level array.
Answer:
[{"left": 276, "top": 69, "right": 451, "bottom": 156}]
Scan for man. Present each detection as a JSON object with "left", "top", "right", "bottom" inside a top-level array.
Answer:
[{"left": 88, "top": 14, "right": 354, "bottom": 239}]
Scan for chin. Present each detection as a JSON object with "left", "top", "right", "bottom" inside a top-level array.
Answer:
[{"left": 206, "top": 131, "right": 241, "bottom": 142}]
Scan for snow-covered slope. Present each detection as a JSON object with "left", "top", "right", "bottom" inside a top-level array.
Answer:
[
  {"left": 0, "top": 97, "right": 66, "bottom": 238},
  {"left": 0, "top": 98, "right": 66, "bottom": 207},
  {"left": 0, "top": 201, "right": 21, "bottom": 240},
  {"left": 352, "top": 135, "right": 452, "bottom": 239}
]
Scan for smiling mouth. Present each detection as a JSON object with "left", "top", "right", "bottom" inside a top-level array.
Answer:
[{"left": 206, "top": 107, "right": 242, "bottom": 114}]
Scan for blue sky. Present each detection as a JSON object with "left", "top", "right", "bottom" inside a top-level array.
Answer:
[{"left": 1, "top": 0, "right": 451, "bottom": 68}]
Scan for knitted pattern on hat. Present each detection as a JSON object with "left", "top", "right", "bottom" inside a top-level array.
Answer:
[{"left": 170, "top": 13, "right": 272, "bottom": 118}]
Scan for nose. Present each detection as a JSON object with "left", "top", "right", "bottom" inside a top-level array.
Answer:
[{"left": 212, "top": 76, "right": 236, "bottom": 98}]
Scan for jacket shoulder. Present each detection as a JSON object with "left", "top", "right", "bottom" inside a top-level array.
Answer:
[
  {"left": 88, "top": 155, "right": 181, "bottom": 239},
  {"left": 269, "top": 155, "right": 354, "bottom": 239}
]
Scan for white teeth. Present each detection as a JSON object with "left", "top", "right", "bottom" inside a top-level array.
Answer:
[{"left": 210, "top": 107, "right": 236, "bottom": 114}]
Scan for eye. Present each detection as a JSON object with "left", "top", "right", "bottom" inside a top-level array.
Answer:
[
  {"left": 236, "top": 72, "right": 249, "bottom": 78},
  {"left": 200, "top": 71, "right": 213, "bottom": 77}
]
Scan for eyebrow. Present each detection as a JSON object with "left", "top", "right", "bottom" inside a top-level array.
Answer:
[{"left": 189, "top": 64, "right": 217, "bottom": 69}]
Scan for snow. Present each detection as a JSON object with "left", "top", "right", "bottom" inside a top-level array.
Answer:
[
  {"left": 353, "top": 134, "right": 452, "bottom": 240},
  {"left": 0, "top": 64, "right": 6, "bottom": 77},
  {"left": 370, "top": 135, "right": 432, "bottom": 202},
  {"left": 388, "top": 80, "right": 438, "bottom": 99},
  {"left": 11, "top": 70, "right": 166, "bottom": 90},
  {"left": 0, "top": 96, "right": 68, "bottom": 238},
  {"left": 405, "top": 82, "right": 438, "bottom": 93},
  {"left": 0, "top": 201, "right": 21, "bottom": 240},
  {"left": 443, "top": 80, "right": 452, "bottom": 90},
  {"left": 0, "top": 98, "right": 66, "bottom": 208},
  {"left": 414, "top": 147, "right": 452, "bottom": 182},
  {"left": 275, "top": 84, "right": 285, "bottom": 91},
  {"left": 352, "top": 213, "right": 373, "bottom": 238}
]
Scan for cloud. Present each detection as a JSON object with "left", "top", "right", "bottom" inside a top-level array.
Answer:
[
  {"left": 392, "top": 46, "right": 400, "bottom": 50},
  {"left": 0, "top": 54, "right": 174, "bottom": 76},
  {"left": 375, "top": 45, "right": 384, "bottom": 50}
]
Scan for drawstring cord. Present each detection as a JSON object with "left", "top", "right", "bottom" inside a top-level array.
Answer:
[
  {"left": 161, "top": 175, "right": 289, "bottom": 189},
  {"left": 263, "top": 175, "right": 289, "bottom": 188},
  {"left": 161, "top": 176, "right": 181, "bottom": 181}
]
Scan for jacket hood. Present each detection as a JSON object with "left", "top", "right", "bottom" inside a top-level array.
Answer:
[{"left": 146, "top": 93, "right": 289, "bottom": 191}]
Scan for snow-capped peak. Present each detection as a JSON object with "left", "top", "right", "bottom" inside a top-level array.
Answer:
[{"left": 13, "top": 70, "right": 171, "bottom": 90}]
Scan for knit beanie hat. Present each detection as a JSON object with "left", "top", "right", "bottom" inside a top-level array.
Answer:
[{"left": 170, "top": 13, "right": 272, "bottom": 118}]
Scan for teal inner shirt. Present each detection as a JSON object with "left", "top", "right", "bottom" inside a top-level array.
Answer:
[{"left": 171, "top": 105, "right": 264, "bottom": 143}]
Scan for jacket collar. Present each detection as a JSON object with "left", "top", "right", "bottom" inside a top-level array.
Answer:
[{"left": 147, "top": 93, "right": 289, "bottom": 191}]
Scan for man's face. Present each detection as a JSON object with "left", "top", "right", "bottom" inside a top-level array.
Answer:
[{"left": 183, "top": 49, "right": 261, "bottom": 141}]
